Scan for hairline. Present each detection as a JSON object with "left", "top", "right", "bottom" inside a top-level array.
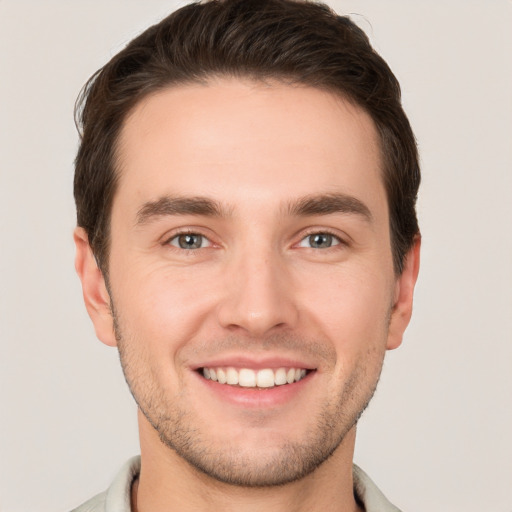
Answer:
[{"left": 96, "top": 74, "right": 397, "bottom": 277}]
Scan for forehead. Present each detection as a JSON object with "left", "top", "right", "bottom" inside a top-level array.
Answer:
[{"left": 114, "top": 79, "right": 386, "bottom": 220}]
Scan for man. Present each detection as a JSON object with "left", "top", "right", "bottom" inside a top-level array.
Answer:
[{"left": 72, "top": 0, "right": 420, "bottom": 510}]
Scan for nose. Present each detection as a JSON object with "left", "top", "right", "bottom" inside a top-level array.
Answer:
[{"left": 216, "top": 249, "right": 299, "bottom": 337}]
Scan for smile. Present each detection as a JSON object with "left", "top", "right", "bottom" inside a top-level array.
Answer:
[{"left": 201, "top": 367, "right": 309, "bottom": 388}]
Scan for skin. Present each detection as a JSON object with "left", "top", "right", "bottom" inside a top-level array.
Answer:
[{"left": 75, "top": 79, "right": 420, "bottom": 512}]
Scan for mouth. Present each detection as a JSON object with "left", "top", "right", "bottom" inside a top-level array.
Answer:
[{"left": 198, "top": 366, "right": 312, "bottom": 388}]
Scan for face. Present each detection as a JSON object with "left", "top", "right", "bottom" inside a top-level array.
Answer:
[{"left": 76, "top": 79, "right": 419, "bottom": 487}]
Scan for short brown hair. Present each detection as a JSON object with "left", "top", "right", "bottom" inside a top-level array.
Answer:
[{"left": 74, "top": 0, "right": 420, "bottom": 274}]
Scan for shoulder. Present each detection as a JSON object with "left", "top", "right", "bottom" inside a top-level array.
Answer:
[
  {"left": 353, "top": 465, "right": 403, "bottom": 512},
  {"left": 70, "top": 491, "right": 107, "bottom": 512},
  {"left": 70, "top": 456, "right": 141, "bottom": 512}
]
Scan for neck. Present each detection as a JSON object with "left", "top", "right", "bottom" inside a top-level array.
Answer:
[{"left": 132, "top": 413, "right": 362, "bottom": 512}]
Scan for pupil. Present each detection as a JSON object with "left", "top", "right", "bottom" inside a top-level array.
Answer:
[
  {"left": 311, "top": 233, "right": 331, "bottom": 248},
  {"left": 179, "top": 234, "right": 201, "bottom": 249}
]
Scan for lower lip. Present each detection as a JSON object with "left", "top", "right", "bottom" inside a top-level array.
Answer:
[{"left": 196, "top": 371, "right": 315, "bottom": 409}]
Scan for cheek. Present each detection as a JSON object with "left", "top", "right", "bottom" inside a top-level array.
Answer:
[
  {"left": 297, "top": 264, "right": 394, "bottom": 348},
  {"left": 305, "top": 269, "right": 392, "bottom": 398},
  {"left": 111, "top": 262, "right": 220, "bottom": 349}
]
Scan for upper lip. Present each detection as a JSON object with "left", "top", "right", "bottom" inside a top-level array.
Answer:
[{"left": 190, "top": 354, "right": 317, "bottom": 371}]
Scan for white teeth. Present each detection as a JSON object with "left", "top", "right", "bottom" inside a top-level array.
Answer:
[
  {"left": 217, "top": 368, "right": 227, "bottom": 384},
  {"left": 226, "top": 367, "right": 239, "bottom": 385},
  {"left": 274, "top": 368, "right": 287, "bottom": 386},
  {"left": 239, "top": 368, "right": 256, "bottom": 387},
  {"left": 201, "top": 366, "right": 309, "bottom": 388},
  {"left": 256, "top": 369, "right": 275, "bottom": 388}
]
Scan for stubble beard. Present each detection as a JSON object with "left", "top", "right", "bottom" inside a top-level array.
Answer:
[{"left": 112, "top": 307, "right": 385, "bottom": 488}]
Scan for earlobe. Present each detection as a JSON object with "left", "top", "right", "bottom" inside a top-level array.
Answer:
[
  {"left": 387, "top": 235, "right": 421, "bottom": 350},
  {"left": 74, "top": 227, "right": 117, "bottom": 347}
]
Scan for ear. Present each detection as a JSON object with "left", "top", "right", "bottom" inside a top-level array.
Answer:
[
  {"left": 74, "top": 227, "right": 117, "bottom": 347},
  {"left": 387, "top": 236, "right": 421, "bottom": 350}
]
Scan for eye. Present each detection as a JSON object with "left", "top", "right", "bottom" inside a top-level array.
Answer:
[
  {"left": 298, "top": 232, "right": 341, "bottom": 249},
  {"left": 168, "top": 233, "right": 211, "bottom": 250}
]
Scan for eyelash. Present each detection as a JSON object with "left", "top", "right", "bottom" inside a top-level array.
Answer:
[
  {"left": 165, "top": 230, "right": 213, "bottom": 250},
  {"left": 163, "top": 228, "right": 347, "bottom": 252},
  {"left": 296, "top": 229, "right": 346, "bottom": 250}
]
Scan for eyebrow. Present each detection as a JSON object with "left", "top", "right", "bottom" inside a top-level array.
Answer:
[
  {"left": 286, "top": 193, "right": 373, "bottom": 222},
  {"left": 135, "top": 192, "right": 373, "bottom": 226},
  {"left": 136, "top": 196, "right": 230, "bottom": 225}
]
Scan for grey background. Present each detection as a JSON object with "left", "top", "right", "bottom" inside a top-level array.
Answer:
[{"left": 1, "top": 1, "right": 511, "bottom": 510}]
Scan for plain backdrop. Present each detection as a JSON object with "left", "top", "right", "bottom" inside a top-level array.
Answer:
[{"left": 1, "top": 1, "right": 511, "bottom": 511}]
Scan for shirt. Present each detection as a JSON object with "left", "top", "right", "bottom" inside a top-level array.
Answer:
[{"left": 71, "top": 456, "right": 402, "bottom": 512}]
